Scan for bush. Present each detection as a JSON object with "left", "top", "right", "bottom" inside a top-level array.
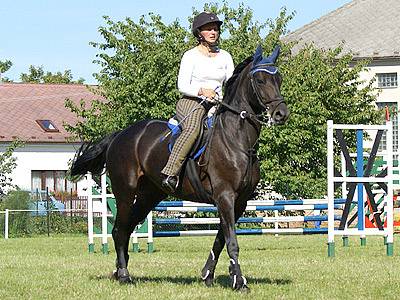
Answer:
[
  {"left": 0, "top": 190, "right": 31, "bottom": 237},
  {"left": 0, "top": 190, "right": 87, "bottom": 237}
]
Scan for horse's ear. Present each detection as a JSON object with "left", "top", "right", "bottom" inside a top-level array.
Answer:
[
  {"left": 253, "top": 44, "right": 263, "bottom": 65},
  {"left": 269, "top": 45, "right": 281, "bottom": 63}
]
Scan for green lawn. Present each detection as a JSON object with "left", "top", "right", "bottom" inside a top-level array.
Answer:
[{"left": 0, "top": 234, "right": 399, "bottom": 299}]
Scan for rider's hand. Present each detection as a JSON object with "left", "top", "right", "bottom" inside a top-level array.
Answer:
[{"left": 199, "top": 88, "right": 217, "bottom": 102}]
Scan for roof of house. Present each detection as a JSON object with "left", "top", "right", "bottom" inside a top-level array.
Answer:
[
  {"left": 285, "top": 0, "right": 400, "bottom": 59},
  {"left": 0, "top": 83, "right": 101, "bottom": 143}
]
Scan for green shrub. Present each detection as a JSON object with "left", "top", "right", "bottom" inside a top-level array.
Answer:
[{"left": 0, "top": 190, "right": 87, "bottom": 236}]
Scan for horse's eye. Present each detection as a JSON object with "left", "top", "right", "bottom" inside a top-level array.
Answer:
[{"left": 256, "top": 79, "right": 265, "bottom": 84}]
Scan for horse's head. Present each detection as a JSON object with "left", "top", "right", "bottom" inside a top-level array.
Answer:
[{"left": 249, "top": 45, "right": 289, "bottom": 125}]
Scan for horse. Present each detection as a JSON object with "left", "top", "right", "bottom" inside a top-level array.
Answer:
[{"left": 70, "top": 44, "right": 289, "bottom": 291}]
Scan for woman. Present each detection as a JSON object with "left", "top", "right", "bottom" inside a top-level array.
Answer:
[{"left": 161, "top": 11, "right": 234, "bottom": 193}]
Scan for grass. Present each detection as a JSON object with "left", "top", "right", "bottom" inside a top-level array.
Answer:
[{"left": 0, "top": 234, "right": 400, "bottom": 299}]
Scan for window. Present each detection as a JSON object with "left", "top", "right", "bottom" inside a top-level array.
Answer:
[
  {"left": 36, "top": 120, "right": 59, "bottom": 132},
  {"left": 376, "top": 102, "right": 398, "bottom": 153},
  {"left": 377, "top": 73, "right": 397, "bottom": 88},
  {"left": 31, "top": 170, "right": 77, "bottom": 195}
]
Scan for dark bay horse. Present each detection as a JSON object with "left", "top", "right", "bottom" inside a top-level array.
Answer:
[{"left": 70, "top": 45, "right": 289, "bottom": 291}]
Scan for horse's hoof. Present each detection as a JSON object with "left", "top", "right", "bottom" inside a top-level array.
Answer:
[
  {"left": 113, "top": 268, "right": 133, "bottom": 284},
  {"left": 237, "top": 284, "right": 250, "bottom": 293},
  {"left": 232, "top": 275, "right": 249, "bottom": 292},
  {"left": 118, "top": 275, "right": 133, "bottom": 284},
  {"left": 203, "top": 277, "right": 214, "bottom": 287},
  {"left": 201, "top": 269, "right": 214, "bottom": 287}
]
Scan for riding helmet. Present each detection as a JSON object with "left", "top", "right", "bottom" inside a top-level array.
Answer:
[{"left": 192, "top": 12, "right": 223, "bottom": 38}]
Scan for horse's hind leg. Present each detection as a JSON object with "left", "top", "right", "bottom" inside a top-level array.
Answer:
[
  {"left": 112, "top": 178, "right": 164, "bottom": 283},
  {"left": 111, "top": 185, "right": 136, "bottom": 283}
]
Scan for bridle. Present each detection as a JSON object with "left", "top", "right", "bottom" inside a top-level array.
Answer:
[
  {"left": 249, "top": 63, "right": 286, "bottom": 114},
  {"left": 217, "top": 62, "right": 285, "bottom": 129}
]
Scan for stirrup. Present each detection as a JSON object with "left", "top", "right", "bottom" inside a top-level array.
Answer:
[{"left": 161, "top": 175, "right": 179, "bottom": 193}]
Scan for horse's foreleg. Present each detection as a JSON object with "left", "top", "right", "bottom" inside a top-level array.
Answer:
[
  {"left": 217, "top": 195, "right": 249, "bottom": 291},
  {"left": 202, "top": 198, "right": 249, "bottom": 288},
  {"left": 201, "top": 229, "right": 225, "bottom": 286}
]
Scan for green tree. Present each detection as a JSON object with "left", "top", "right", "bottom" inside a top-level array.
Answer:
[
  {"left": 0, "top": 141, "right": 24, "bottom": 196},
  {"left": 65, "top": 3, "right": 380, "bottom": 199},
  {"left": 20, "top": 65, "right": 85, "bottom": 84},
  {"left": 0, "top": 59, "right": 13, "bottom": 82},
  {"left": 259, "top": 45, "right": 380, "bottom": 199}
]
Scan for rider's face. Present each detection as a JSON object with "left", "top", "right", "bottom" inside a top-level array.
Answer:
[{"left": 199, "top": 22, "right": 219, "bottom": 43}]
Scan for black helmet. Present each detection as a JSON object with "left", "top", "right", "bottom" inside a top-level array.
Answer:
[{"left": 192, "top": 12, "right": 223, "bottom": 38}]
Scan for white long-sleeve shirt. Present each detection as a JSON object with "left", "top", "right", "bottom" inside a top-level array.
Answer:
[{"left": 177, "top": 47, "right": 234, "bottom": 98}]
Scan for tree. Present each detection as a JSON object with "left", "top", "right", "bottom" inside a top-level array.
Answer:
[
  {"left": 20, "top": 65, "right": 85, "bottom": 84},
  {"left": 65, "top": 2, "right": 380, "bottom": 199},
  {"left": 0, "top": 141, "right": 24, "bottom": 196},
  {"left": 0, "top": 59, "right": 13, "bottom": 82}
]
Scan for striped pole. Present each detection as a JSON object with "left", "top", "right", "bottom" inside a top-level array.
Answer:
[
  {"left": 154, "top": 227, "right": 329, "bottom": 237},
  {"left": 154, "top": 215, "right": 341, "bottom": 225}
]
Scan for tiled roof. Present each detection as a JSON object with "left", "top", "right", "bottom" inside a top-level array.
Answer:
[
  {"left": 285, "top": 0, "right": 400, "bottom": 59},
  {"left": 0, "top": 83, "right": 102, "bottom": 143}
]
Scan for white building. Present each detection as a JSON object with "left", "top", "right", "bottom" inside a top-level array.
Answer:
[
  {"left": 0, "top": 83, "right": 100, "bottom": 197},
  {"left": 285, "top": 0, "right": 400, "bottom": 151}
]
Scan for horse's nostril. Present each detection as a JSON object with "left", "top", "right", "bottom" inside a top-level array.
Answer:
[{"left": 274, "top": 111, "right": 284, "bottom": 120}]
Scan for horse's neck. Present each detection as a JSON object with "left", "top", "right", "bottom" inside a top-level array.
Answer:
[{"left": 216, "top": 80, "right": 260, "bottom": 151}]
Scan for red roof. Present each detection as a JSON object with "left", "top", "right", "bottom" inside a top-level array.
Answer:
[{"left": 0, "top": 83, "right": 102, "bottom": 143}]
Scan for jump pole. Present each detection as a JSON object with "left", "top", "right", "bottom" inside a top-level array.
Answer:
[
  {"left": 87, "top": 173, "right": 95, "bottom": 253},
  {"left": 101, "top": 173, "right": 109, "bottom": 254}
]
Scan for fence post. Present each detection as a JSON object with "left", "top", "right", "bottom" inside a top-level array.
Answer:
[
  {"left": 70, "top": 188, "right": 73, "bottom": 227},
  {"left": 36, "top": 188, "right": 39, "bottom": 217},
  {"left": 5, "top": 209, "right": 9, "bottom": 239},
  {"left": 46, "top": 187, "right": 50, "bottom": 237}
]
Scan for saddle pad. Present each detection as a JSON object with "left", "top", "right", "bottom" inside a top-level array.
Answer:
[{"left": 167, "top": 116, "right": 214, "bottom": 159}]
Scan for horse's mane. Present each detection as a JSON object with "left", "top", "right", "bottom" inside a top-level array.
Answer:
[{"left": 224, "top": 56, "right": 253, "bottom": 98}]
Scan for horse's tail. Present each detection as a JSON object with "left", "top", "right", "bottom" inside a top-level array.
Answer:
[{"left": 70, "top": 131, "right": 121, "bottom": 176}]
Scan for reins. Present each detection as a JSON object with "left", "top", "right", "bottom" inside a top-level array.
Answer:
[{"left": 197, "top": 56, "right": 286, "bottom": 196}]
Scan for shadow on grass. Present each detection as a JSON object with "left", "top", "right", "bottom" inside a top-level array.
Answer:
[
  {"left": 214, "top": 275, "right": 291, "bottom": 288},
  {"left": 90, "top": 273, "right": 292, "bottom": 288}
]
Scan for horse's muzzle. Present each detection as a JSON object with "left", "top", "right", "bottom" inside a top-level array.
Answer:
[{"left": 271, "top": 102, "right": 289, "bottom": 125}]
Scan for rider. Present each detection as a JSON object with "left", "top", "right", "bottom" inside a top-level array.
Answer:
[{"left": 161, "top": 11, "right": 234, "bottom": 193}]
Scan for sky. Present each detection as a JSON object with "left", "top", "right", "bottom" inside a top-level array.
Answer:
[{"left": 1, "top": 0, "right": 351, "bottom": 84}]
